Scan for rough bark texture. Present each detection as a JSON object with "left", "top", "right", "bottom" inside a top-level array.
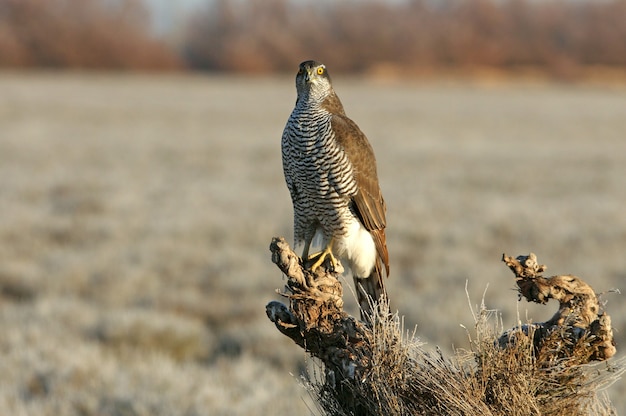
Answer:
[
  {"left": 266, "top": 237, "right": 375, "bottom": 412},
  {"left": 500, "top": 253, "right": 616, "bottom": 363}
]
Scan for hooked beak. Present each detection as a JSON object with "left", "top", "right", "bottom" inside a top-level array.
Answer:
[{"left": 304, "top": 69, "right": 315, "bottom": 84}]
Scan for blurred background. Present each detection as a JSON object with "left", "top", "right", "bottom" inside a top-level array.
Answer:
[
  {"left": 0, "top": 0, "right": 625, "bottom": 414},
  {"left": 1, "top": 0, "right": 626, "bottom": 77}
]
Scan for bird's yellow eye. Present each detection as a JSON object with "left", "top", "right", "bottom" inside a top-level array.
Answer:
[{"left": 317, "top": 67, "right": 324, "bottom": 75}]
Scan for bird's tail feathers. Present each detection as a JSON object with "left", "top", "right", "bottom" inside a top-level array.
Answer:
[{"left": 354, "top": 263, "right": 389, "bottom": 325}]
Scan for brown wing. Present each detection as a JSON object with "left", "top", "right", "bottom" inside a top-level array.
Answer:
[{"left": 331, "top": 113, "right": 390, "bottom": 277}]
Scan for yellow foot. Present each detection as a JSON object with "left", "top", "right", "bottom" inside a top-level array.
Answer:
[{"left": 307, "top": 245, "right": 338, "bottom": 272}]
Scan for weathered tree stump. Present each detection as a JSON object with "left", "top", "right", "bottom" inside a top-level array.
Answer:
[{"left": 266, "top": 238, "right": 622, "bottom": 415}]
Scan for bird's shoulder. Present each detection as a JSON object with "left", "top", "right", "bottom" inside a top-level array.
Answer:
[
  {"left": 320, "top": 91, "right": 346, "bottom": 116},
  {"left": 328, "top": 112, "right": 377, "bottom": 179},
  {"left": 320, "top": 93, "right": 370, "bottom": 151}
]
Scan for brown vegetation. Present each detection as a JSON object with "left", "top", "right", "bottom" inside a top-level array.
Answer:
[
  {"left": 0, "top": 0, "right": 181, "bottom": 69},
  {"left": 267, "top": 238, "right": 623, "bottom": 415},
  {"left": 185, "top": 0, "right": 626, "bottom": 78},
  {"left": 1, "top": 0, "right": 625, "bottom": 78}
]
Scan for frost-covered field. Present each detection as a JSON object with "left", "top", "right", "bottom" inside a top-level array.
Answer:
[{"left": 0, "top": 72, "right": 624, "bottom": 414}]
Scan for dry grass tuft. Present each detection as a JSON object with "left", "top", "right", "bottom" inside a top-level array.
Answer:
[{"left": 301, "top": 303, "right": 624, "bottom": 416}]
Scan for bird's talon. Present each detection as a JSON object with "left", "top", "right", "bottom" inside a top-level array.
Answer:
[{"left": 307, "top": 248, "right": 337, "bottom": 272}]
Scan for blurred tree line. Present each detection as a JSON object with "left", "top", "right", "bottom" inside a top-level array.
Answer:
[
  {"left": 1, "top": 0, "right": 625, "bottom": 76},
  {"left": 0, "top": 0, "right": 180, "bottom": 69}
]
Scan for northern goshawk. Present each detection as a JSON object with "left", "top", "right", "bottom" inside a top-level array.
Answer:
[{"left": 281, "top": 60, "right": 389, "bottom": 321}]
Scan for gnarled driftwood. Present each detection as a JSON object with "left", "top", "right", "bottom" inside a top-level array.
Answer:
[
  {"left": 266, "top": 238, "right": 621, "bottom": 415},
  {"left": 500, "top": 253, "right": 616, "bottom": 363}
]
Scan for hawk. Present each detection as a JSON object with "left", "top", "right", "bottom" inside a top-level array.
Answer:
[{"left": 281, "top": 60, "right": 389, "bottom": 322}]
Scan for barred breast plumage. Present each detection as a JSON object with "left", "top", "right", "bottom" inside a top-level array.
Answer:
[{"left": 281, "top": 60, "right": 389, "bottom": 323}]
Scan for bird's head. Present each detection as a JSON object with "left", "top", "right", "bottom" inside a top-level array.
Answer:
[{"left": 295, "top": 60, "right": 333, "bottom": 103}]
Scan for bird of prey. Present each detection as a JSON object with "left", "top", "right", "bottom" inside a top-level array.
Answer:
[{"left": 281, "top": 60, "right": 389, "bottom": 322}]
